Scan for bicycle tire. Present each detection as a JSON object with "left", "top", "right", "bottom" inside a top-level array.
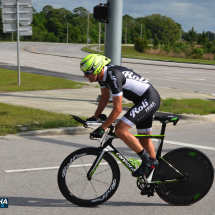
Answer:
[
  {"left": 154, "top": 147, "right": 214, "bottom": 206},
  {"left": 58, "top": 147, "right": 120, "bottom": 207}
]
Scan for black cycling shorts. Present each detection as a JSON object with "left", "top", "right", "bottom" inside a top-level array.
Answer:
[{"left": 121, "top": 85, "right": 160, "bottom": 133}]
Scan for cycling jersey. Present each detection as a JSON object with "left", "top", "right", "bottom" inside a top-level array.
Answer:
[
  {"left": 98, "top": 65, "right": 160, "bottom": 132},
  {"left": 99, "top": 65, "right": 150, "bottom": 103}
]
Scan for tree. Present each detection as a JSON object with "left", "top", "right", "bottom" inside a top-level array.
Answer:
[
  {"left": 42, "top": 5, "right": 53, "bottom": 17},
  {"left": 153, "top": 34, "right": 159, "bottom": 49},
  {"left": 197, "top": 31, "right": 208, "bottom": 45},
  {"left": 141, "top": 14, "right": 180, "bottom": 44},
  {"left": 188, "top": 27, "right": 197, "bottom": 45}
]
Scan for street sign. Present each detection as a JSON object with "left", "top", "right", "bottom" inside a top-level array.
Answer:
[
  {"left": 2, "top": 0, "right": 32, "bottom": 7},
  {"left": 2, "top": 8, "right": 17, "bottom": 23},
  {"left": 87, "top": 38, "right": 91, "bottom": 43},
  {"left": 19, "top": 7, "right": 32, "bottom": 26},
  {"left": 2, "top": 0, "right": 16, "bottom": 7},
  {"left": 20, "top": 26, "right": 32, "bottom": 36},
  {"left": 3, "top": 23, "right": 16, "bottom": 33},
  {"left": 1, "top": 0, "right": 33, "bottom": 86}
]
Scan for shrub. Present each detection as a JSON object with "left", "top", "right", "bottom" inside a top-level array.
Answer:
[
  {"left": 153, "top": 34, "right": 159, "bottom": 49},
  {"left": 161, "top": 45, "right": 171, "bottom": 53},
  {"left": 134, "top": 38, "right": 149, "bottom": 52},
  {"left": 173, "top": 47, "right": 182, "bottom": 54}
]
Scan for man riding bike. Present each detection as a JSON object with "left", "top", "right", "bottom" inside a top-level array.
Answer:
[{"left": 80, "top": 54, "right": 160, "bottom": 177}]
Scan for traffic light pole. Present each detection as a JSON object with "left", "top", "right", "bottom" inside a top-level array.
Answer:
[
  {"left": 17, "top": 0, "right": 20, "bottom": 85},
  {"left": 105, "top": 0, "right": 123, "bottom": 66},
  {"left": 105, "top": 0, "right": 123, "bottom": 102}
]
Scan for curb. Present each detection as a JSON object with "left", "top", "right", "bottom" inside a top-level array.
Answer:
[
  {"left": 14, "top": 111, "right": 215, "bottom": 137},
  {"left": 17, "top": 127, "right": 93, "bottom": 137},
  {"left": 24, "top": 46, "right": 215, "bottom": 71}
]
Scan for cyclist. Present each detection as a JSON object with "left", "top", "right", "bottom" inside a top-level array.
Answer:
[{"left": 80, "top": 54, "right": 160, "bottom": 177}]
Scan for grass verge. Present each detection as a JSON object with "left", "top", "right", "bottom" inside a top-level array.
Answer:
[
  {"left": 0, "top": 68, "right": 87, "bottom": 92},
  {"left": 82, "top": 45, "right": 215, "bottom": 65},
  {"left": 122, "top": 98, "right": 215, "bottom": 115},
  {"left": 0, "top": 102, "right": 84, "bottom": 136}
]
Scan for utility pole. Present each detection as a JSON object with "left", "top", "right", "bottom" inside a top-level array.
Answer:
[
  {"left": 17, "top": 0, "right": 20, "bottom": 85},
  {"left": 98, "top": 0, "right": 102, "bottom": 52},
  {"left": 67, "top": 22, "right": 69, "bottom": 43},
  {"left": 140, "top": 24, "right": 142, "bottom": 38},
  {"left": 12, "top": 32, "right": 13, "bottom": 41},
  {"left": 87, "top": 11, "right": 89, "bottom": 46},
  {"left": 125, "top": 26, "right": 127, "bottom": 44}
]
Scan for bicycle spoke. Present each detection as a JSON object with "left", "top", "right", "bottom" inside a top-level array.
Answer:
[
  {"left": 91, "top": 177, "right": 111, "bottom": 186},
  {"left": 89, "top": 181, "right": 99, "bottom": 198},
  {"left": 80, "top": 157, "right": 89, "bottom": 174},
  {"left": 79, "top": 180, "right": 89, "bottom": 198},
  {"left": 67, "top": 177, "right": 88, "bottom": 187},
  {"left": 92, "top": 167, "right": 112, "bottom": 178}
]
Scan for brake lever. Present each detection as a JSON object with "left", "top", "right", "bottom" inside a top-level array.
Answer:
[{"left": 90, "top": 135, "right": 100, "bottom": 142}]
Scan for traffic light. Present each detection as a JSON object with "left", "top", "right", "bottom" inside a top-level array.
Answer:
[{"left": 93, "top": 4, "right": 108, "bottom": 23}]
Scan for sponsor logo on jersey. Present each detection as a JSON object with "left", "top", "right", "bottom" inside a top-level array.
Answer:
[
  {"left": 122, "top": 71, "right": 148, "bottom": 83},
  {"left": 130, "top": 101, "right": 157, "bottom": 118},
  {"left": 130, "top": 99, "right": 149, "bottom": 118},
  {"left": 145, "top": 102, "right": 156, "bottom": 114},
  {"left": 108, "top": 71, "right": 118, "bottom": 89}
]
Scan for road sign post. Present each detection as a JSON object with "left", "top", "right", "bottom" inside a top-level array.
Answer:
[{"left": 2, "top": 0, "right": 33, "bottom": 85}]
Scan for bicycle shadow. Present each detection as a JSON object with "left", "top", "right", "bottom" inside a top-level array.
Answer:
[{"left": 7, "top": 197, "right": 168, "bottom": 208}]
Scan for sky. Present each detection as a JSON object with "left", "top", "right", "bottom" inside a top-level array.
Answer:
[{"left": 32, "top": 0, "right": 215, "bottom": 33}]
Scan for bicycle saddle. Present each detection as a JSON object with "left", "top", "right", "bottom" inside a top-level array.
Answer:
[{"left": 154, "top": 116, "right": 179, "bottom": 125}]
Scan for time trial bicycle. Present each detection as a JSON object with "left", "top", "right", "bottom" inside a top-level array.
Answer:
[{"left": 58, "top": 115, "right": 214, "bottom": 207}]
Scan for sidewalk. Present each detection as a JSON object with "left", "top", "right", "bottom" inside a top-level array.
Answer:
[{"left": 1, "top": 86, "right": 215, "bottom": 137}]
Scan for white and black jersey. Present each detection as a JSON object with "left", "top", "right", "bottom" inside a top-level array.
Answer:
[
  {"left": 99, "top": 64, "right": 160, "bottom": 132},
  {"left": 99, "top": 65, "right": 150, "bottom": 103}
]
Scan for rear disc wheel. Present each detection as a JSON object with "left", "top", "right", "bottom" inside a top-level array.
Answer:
[{"left": 154, "top": 147, "right": 214, "bottom": 206}]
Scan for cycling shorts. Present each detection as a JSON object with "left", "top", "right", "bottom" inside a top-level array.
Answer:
[{"left": 121, "top": 85, "right": 160, "bottom": 133}]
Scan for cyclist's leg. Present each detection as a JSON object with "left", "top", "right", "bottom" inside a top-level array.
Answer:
[
  {"left": 115, "top": 120, "right": 144, "bottom": 153},
  {"left": 136, "top": 115, "right": 156, "bottom": 158}
]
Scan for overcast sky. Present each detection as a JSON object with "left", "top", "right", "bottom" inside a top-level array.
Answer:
[{"left": 32, "top": 0, "right": 215, "bottom": 33}]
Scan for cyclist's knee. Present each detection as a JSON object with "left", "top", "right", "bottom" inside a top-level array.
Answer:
[{"left": 115, "top": 124, "right": 123, "bottom": 137}]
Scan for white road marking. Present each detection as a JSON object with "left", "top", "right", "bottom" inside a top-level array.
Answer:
[
  {"left": 4, "top": 140, "right": 215, "bottom": 173},
  {"left": 4, "top": 161, "right": 122, "bottom": 173},
  {"left": 147, "top": 76, "right": 215, "bottom": 87},
  {"left": 153, "top": 139, "right": 215, "bottom": 151}
]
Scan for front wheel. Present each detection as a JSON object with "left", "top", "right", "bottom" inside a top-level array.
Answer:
[
  {"left": 58, "top": 147, "right": 120, "bottom": 207},
  {"left": 154, "top": 147, "right": 214, "bottom": 206}
]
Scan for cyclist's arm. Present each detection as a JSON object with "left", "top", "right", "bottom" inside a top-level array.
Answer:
[
  {"left": 93, "top": 87, "right": 110, "bottom": 119},
  {"left": 100, "top": 95, "right": 123, "bottom": 130}
]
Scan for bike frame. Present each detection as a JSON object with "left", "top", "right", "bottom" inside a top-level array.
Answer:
[{"left": 86, "top": 121, "right": 186, "bottom": 185}]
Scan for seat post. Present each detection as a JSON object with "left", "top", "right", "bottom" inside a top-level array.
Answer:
[
  {"left": 160, "top": 122, "right": 166, "bottom": 136},
  {"left": 156, "top": 122, "right": 167, "bottom": 159}
]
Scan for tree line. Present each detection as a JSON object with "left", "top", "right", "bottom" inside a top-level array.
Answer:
[{"left": 0, "top": 4, "right": 214, "bottom": 45}]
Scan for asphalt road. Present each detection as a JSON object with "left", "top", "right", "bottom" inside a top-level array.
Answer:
[
  {"left": 0, "top": 121, "right": 215, "bottom": 215},
  {"left": 0, "top": 42, "right": 215, "bottom": 94},
  {"left": 0, "top": 42, "right": 215, "bottom": 214}
]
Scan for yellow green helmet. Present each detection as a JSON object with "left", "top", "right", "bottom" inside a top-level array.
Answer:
[{"left": 80, "top": 54, "right": 111, "bottom": 75}]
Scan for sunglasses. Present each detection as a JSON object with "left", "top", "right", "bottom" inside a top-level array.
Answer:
[{"left": 83, "top": 70, "right": 93, "bottom": 75}]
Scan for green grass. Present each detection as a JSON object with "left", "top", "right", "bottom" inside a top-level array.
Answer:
[
  {"left": 83, "top": 45, "right": 215, "bottom": 65},
  {"left": 0, "top": 68, "right": 88, "bottom": 92},
  {"left": 122, "top": 98, "right": 215, "bottom": 115},
  {"left": 0, "top": 102, "right": 84, "bottom": 136}
]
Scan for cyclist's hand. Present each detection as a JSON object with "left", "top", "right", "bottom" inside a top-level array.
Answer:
[
  {"left": 86, "top": 116, "right": 97, "bottom": 122},
  {"left": 90, "top": 127, "right": 105, "bottom": 138}
]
